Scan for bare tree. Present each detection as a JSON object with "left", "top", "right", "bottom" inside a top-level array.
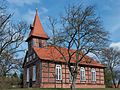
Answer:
[
  {"left": 0, "top": 0, "right": 28, "bottom": 77},
  {"left": 48, "top": 4, "right": 109, "bottom": 90},
  {"left": 97, "top": 47, "right": 120, "bottom": 88}
]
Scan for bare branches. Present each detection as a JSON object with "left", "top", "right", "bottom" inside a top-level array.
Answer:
[
  {"left": 0, "top": 1, "right": 28, "bottom": 76},
  {"left": 48, "top": 3, "right": 109, "bottom": 89},
  {"left": 97, "top": 47, "right": 120, "bottom": 88}
]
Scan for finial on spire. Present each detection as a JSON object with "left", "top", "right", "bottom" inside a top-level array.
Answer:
[{"left": 36, "top": 8, "right": 38, "bottom": 13}]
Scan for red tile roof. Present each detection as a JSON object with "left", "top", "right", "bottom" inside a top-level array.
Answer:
[
  {"left": 34, "top": 46, "right": 105, "bottom": 68},
  {"left": 26, "top": 11, "right": 49, "bottom": 41}
]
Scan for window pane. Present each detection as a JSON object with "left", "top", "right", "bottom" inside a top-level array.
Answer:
[
  {"left": 92, "top": 72, "right": 93, "bottom": 81},
  {"left": 91, "top": 68, "right": 96, "bottom": 81},
  {"left": 83, "top": 71, "right": 85, "bottom": 80},
  {"left": 32, "top": 65, "right": 36, "bottom": 81},
  {"left": 27, "top": 68, "right": 29, "bottom": 82},
  {"left": 39, "top": 39, "right": 42, "bottom": 48},
  {"left": 56, "top": 68, "right": 58, "bottom": 80},
  {"left": 80, "top": 67, "right": 85, "bottom": 81},
  {"left": 59, "top": 69, "right": 61, "bottom": 80},
  {"left": 56, "top": 65, "right": 62, "bottom": 80},
  {"left": 60, "top": 68, "right": 62, "bottom": 80}
]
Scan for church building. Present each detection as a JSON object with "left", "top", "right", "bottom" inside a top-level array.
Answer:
[{"left": 23, "top": 9, "right": 106, "bottom": 88}]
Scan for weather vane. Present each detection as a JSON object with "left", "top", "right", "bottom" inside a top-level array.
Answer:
[{"left": 36, "top": 8, "right": 38, "bottom": 13}]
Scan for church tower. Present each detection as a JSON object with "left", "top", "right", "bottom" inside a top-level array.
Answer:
[{"left": 26, "top": 8, "right": 49, "bottom": 52}]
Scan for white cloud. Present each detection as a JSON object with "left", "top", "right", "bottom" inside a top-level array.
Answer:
[
  {"left": 23, "top": 9, "right": 35, "bottom": 23},
  {"left": 109, "top": 42, "right": 120, "bottom": 50},
  {"left": 7, "top": 0, "right": 40, "bottom": 6},
  {"left": 23, "top": 7, "right": 48, "bottom": 23},
  {"left": 103, "top": 5, "right": 112, "bottom": 11},
  {"left": 39, "top": 7, "right": 48, "bottom": 15},
  {"left": 110, "top": 24, "right": 120, "bottom": 33}
]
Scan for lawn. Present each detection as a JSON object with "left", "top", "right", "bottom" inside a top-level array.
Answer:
[{"left": 1, "top": 88, "right": 120, "bottom": 90}]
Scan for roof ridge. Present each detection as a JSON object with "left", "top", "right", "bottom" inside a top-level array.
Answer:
[{"left": 33, "top": 46, "right": 106, "bottom": 68}]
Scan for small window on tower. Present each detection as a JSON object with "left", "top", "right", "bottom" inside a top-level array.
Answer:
[
  {"left": 36, "top": 39, "right": 39, "bottom": 48},
  {"left": 42, "top": 40, "right": 44, "bottom": 48},
  {"left": 39, "top": 39, "right": 42, "bottom": 48},
  {"left": 33, "top": 38, "right": 37, "bottom": 47},
  {"left": 43, "top": 40, "right": 47, "bottom": 48}
]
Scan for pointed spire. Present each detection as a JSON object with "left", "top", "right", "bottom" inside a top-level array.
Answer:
[
  {"left": 36, "top": 8, "right": 38, "bottom": 13},
  {"left": 26, "top": 8, "right": 50, "bottom": 42}
]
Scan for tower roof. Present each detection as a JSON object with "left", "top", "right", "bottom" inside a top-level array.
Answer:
[{"left": 26, "top": 9, "right": 49, "bottom": 42}]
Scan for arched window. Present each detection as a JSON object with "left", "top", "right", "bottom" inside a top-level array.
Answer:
[
  {"left": 55, "top": 65, "right": 62, "bottom": 80},
  {"left": 80, "top": 67, "right": 86, "bottom": 81},
  {"left": 91, "top": 68, "right": 96, "bottom": 81}
]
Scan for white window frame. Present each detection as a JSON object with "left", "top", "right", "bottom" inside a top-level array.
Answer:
[
  {"left": 27, "top": 68, "right": 29, "bottom": 82},
  {"left": 91, "top": 68, "right": 96, "bottom": 82},
  {"left": 32, "top": 65, "right": 36, "bottom": 81},
  {"left": 80, "top": 67, "right": 86, "bottom": 81},
  {"left": 55, "top": 65, "right": 62, "bottom": 80}
]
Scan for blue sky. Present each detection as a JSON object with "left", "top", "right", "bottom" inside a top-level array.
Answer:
[{"left": 7, "top": 0, "right": 120, "bottom": 50}]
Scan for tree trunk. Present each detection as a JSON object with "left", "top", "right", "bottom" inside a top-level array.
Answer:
[
  {"left": 71, "top": 76, "right": 76, "bottom": 90},
  {"left": 112, "top": 78, "right": 116, "bottom": 88},
  {"left": 110, "top": 69, "right": 116, "bottom": 88},
  {"left": 117, "top": 79, "right": 120, "bottom": 88}
]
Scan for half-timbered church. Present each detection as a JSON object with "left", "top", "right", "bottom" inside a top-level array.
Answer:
[{"left": 23, "top": 9, "right": 106, "bottom": 88}]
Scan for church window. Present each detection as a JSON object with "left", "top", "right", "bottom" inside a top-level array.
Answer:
[
  {"left": 39, "top": 39, "right": 42, "bottom": 48},
  {"left": 32, "top": 65, "right": 36, "bottom": 81},
  {"left": 56, "top": 65, "right": 62, "bottom": 80},
  {"left": 80, "top": 67, "right": 86, "bottom": 81},
  {"left": 27, "top": 68, "right": 29, "bottom": 82},
  {"left": 91, "top": 68, "right": 96, "bottom": 81}
]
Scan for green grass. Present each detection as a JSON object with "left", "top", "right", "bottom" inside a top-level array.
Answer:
[{"left": 1, "top": 88, "right": 120, "bottom": 90}]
